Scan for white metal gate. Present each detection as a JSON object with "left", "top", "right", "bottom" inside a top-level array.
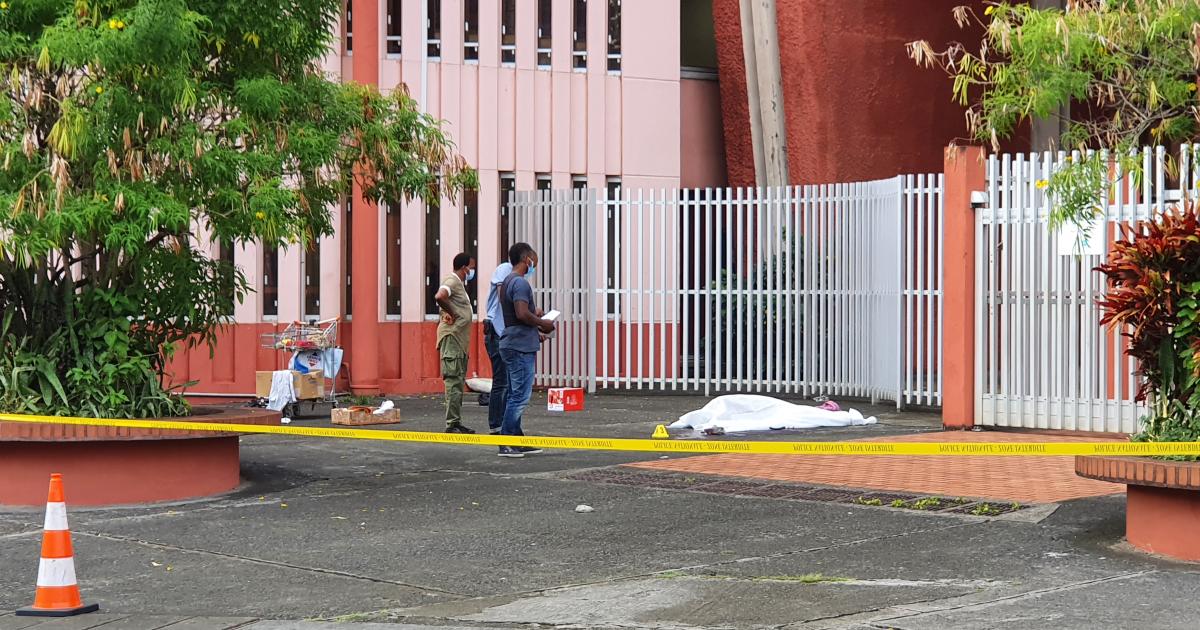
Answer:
[
  {"left": 973, "top": 147, "right": 1200, "bottom": 432},
  {"left": 510, "top": 175, "right": 943, "bottom": 407}
]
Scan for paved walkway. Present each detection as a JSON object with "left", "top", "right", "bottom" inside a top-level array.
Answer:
[
  {"left": 7, "top": 396, "right": 1198, "bottom": 630},
  {"left": 628, "top": 430, "right": 1124, "bottom": 503},
  {"left": 0, "top": 614, "right": 500, "bottom": 630}
]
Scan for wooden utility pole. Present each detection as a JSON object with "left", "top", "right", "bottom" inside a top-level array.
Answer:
[
  {"left": 1031, "top": 0, "right": 1068, "bottom": 152},
  {"left": 739, "top": 0, "right": 766, "bottom": 187},
  {"left": 739, "top": 0, "right": 789, "bottom": 187}
]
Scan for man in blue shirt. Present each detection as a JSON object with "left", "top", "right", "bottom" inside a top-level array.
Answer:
[
  {"left": 497, "top": 242, "right": 556, "bottom": 458},
  {"left": 483, "top": 260, "right": 513, "bottom": 434}
]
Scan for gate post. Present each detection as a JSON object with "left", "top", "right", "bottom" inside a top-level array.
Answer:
[
  {"left": 894, "top": 175, "right": 906, "bottom": 410},
  {"left": 942, "top": 146, "right": 985, "bottom": 429}
]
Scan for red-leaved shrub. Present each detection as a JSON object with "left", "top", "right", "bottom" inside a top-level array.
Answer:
[{"left": 1097, "top": 203, "right": 1200, "bottom": 418}]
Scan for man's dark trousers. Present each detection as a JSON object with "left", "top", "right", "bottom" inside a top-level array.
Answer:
[{"left": 484, "top": 320, "right": 508, "bottom": 432}]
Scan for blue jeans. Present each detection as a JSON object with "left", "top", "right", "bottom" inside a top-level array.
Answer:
[
  {"left": 500, "top": 348, "right": 537, "bottom": 437},
  {"left": 484, "top": 322, "right": 508, "bottom": 431}
]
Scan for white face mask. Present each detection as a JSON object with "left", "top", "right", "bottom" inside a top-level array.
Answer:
[{"left": 465, "top": 269, "right": 476, "bottom": 282}]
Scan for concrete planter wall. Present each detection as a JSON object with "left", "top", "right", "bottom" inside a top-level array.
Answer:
[
  {"left": 1076, "top": 455, "right": 1200, "bottom": 562},
  {"left": 0, "top": 407, "right": 280, "bottom": 506}
]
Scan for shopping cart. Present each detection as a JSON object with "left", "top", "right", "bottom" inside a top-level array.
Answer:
[{"left": 259, "top": 318, "right": 344, "bottom": 416}]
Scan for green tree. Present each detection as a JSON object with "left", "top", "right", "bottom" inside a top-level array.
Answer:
[
  {"left": 908, "top": 0, "right": 1200, "bottom": 229},
  {"left": 0, "top": 0, "right": 476, "bottom": 418}
]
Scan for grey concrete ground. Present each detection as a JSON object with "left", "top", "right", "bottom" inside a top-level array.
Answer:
[{"left": 1, "top": 394, "right": 1197, "bottom": 629}]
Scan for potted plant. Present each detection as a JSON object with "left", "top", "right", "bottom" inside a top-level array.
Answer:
[{"left": 1073, "top": 204, "right": 1200, "bottom": 560}]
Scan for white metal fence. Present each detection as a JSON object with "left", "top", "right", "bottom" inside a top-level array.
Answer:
[
  {"left": 509, "top": 175, "right": 944, "bottom": 408},
  {"left": 974, "top": 146, "right": 1200, "bottom": 433}
]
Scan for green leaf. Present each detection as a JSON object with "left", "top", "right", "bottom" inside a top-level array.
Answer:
[
  {"left": 35, "top": 362, "right": 68, "bottom": 406},
  {"left": 1160, "top": 336, "right": 1177, "bottom": 395},
  {"left": 36, "top": 47, "right": 51, "bottom": 72}
]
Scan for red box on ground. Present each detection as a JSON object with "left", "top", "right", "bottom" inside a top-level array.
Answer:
[{"left": 548, "top": 388, "right": 585, "bottom": 412}]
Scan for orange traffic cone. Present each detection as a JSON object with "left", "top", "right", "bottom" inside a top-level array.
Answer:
[{"left": 16, "top": 473, "right": 99, "bottom": 617}]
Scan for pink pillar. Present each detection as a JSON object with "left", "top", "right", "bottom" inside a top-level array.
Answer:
[
  {"left": 942, "top": 146, "right": 985, "bottom": 429},
  {"left": 350, "top": 0, "right": 381, "bottom": 394}
]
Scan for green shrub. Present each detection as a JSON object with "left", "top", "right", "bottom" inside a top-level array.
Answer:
[{"left": 1097, "top": 205, "right": 1200, "bottom": 450}]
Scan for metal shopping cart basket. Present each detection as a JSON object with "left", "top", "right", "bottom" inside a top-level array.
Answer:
[{"left": 259, "top": 317, "right": 344, "bottom": 416}]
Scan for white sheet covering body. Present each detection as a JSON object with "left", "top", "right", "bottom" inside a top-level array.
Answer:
[{"left": 671, "top": 395, "right": 877, "bottom": 433}]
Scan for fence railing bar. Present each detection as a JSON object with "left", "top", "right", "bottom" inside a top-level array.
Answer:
[
  {"left": 662, "top": 188, "right": 671, "bottom": 391},
  {"left": 509, "top": 177, "right": 947, "bottom": 403},
  {"left": 1015, "top": 153, "right": 1027, "bottom": 428}
]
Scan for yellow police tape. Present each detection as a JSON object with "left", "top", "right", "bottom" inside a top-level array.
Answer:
[{"left": 3, "top": 411, "right": 1199, "bottom": 456}]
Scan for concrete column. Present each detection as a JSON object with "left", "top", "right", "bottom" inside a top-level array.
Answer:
[{"left": 350, "top": 0, "right": 381, "bottom": 394}]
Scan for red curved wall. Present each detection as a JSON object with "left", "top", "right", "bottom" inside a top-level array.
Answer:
[
  {"left": 0, "top": 438, "right": 240, "bottom": 506},
  {"left": 713, "top": 0, "right": 989, "bottom": 186}
]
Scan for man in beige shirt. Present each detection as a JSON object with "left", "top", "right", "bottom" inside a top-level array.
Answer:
[{"left": 435, "top": 252, "right": 477, "bottom": 433}]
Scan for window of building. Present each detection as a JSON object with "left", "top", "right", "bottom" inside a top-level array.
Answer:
[
  {"left": 681, "top": 0, "right": 718, "bottom": 70},
  {"left": 464, "top": 0, "right": 480, "bottom": 61},
  {"left": 304, "top": 239, "right": 321, "bottom": 320},
  {"left": 571, "top": 176, "right": 588, "bottom": 312},
  {"left": 500, "top": 0, "right": 516, "bottom": 65},
  {"left": 607, "top": 0, "right": 621, "bottom": 72},
  {"left": 343, "top": 199, "right": 352, "bottom": 318},
  {"left": 536, "top": 0, "right": 552, "bottom": 68},
  {"left": 385, "top": 203, "right": 403, "bottom": 316},
  {"left": 217, "top": 238, "right": 235, "bottom": 314},
  {"left": 386, "top": 0, "right": 402, "bottom": 56},
  {"left": 262, "top": 245, "right": 279, "bottom": 318},
  {"left": 425, "top": 198, "right": 442, "bottom": 316},
  {"left": 344, "top": 0, "right": 352, "bottom": 55},
  {"left": 464, "top": 189, "right": 479, "bottom": 308},
  {"left": 573, "top": 0, "right": 588, "bottom": 70},
  {"left": 535, "top": 175, "right": 552, "bottom": 284},
  {"left": 606, "top": 177, "right": 621, "bottom": 314},
  {"left": 427, "top": 0, "right": 442, "bottom": 59},
  {"left": 499, "top": 172, "right": 515, "bottom": 257}
]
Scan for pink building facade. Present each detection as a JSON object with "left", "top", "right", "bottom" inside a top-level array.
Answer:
[{"left": 171, "top": 0, "right": 727, "bottom": 396}]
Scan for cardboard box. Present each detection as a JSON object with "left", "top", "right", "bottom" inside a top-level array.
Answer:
[
  {"left": 255, "top": 371, "right": 274, "bottom": 398},
  {"left": 294, "top": 372, "right": 323, "bottom": 399},
  {"left": 332, "top": 407, "right": 401, "bottom": 426},
  {"left": 256, "top": 370, "right": 325, "bottom": 400},
  {"left": 548, "top": 387, "right": 585, "bottom": 412}
]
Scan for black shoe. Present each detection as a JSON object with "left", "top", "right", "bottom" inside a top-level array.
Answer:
[
  {"left": 518, "top": 446, "right": 544, "bottom": 454},
  {"left": 445, "top": 424, "right": 476, "bottom": 434},
  {"left": 497, "top": 446, "right": 524, "bottom": 458},
  {"left": 478, "top": 393, "right": 490, "bottom": 406},
  {"left": 489, "top": 428, "right": 502, "bottom": 435}
]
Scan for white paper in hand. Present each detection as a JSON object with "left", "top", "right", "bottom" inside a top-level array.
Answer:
[{"left": 543, "top": 309, "right": 561, "bottom": 338}]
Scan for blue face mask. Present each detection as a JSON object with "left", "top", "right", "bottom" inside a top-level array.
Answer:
[
  {"left": 526, "top": 260, "right": 536, "bottom": 278},
  {"left": 466, "top": 269, "right": 476, "bottom": 282}
]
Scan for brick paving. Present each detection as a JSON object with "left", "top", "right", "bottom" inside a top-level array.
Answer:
[{"left": 627, "top": 431, "right": 1125, "bottom": 503}]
